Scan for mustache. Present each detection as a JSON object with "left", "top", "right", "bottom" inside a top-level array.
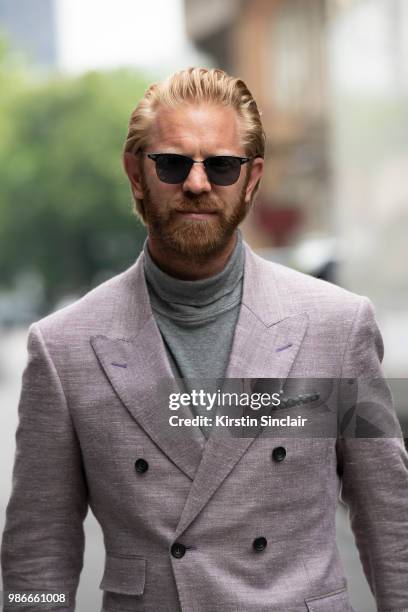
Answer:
[{"left": 171, "top": 196, "right": 223, "bottom": 213}]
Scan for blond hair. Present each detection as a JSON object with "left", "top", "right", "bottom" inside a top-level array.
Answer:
[{"left": 124, "top": 67, "right": 265, "bottom": 220}]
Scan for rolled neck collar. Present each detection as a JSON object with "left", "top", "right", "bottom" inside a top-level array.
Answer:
[{"left": 143, "top": 230, "right": 244, "bottom": 307}]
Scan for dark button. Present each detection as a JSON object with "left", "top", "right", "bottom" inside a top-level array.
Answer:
[
  {"left": 272, "top": 446, "right": 286, "bottom": 462},
  {"left": 135, "top": 458, "right": 149, "bottom": 474},
  {"left": 253, "top": 536, "right": 267, "bottom": 552},
  {"left": 171, "top": 542, "right": 186, "bottom": 559}
]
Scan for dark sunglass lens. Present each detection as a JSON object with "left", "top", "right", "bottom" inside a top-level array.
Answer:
[
  {"left": 155, "top": 155, "right": 192, "bottom": 184},
  {"left": 205, "top": 157, "right": 241, "bottom": 186}
]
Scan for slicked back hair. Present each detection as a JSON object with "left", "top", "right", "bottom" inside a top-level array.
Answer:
[{"left": 124, "top": 67, "right": 265, "bottom": 221}]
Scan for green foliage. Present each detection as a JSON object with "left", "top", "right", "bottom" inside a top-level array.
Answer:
[{"left": 0, "top": 52, "right": 149, "bottom": 311}]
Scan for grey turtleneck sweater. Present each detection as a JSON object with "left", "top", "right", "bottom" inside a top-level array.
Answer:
[{"left": 143, "top": 231, "right": 245, "bottom": 437}]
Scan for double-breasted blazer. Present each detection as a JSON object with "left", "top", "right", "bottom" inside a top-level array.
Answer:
[{"left": 2, "top": 241, "right": 408, "bottom": 612}]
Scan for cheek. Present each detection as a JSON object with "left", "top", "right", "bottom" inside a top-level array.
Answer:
[
  {"left": 144, "top": 175, "right": 179, "bottom": 204},
  {"left": 213, "top": 184, "right": 243, "bottom": 207}
]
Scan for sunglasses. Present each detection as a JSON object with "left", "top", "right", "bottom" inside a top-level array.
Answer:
[{"left": 145, "top": 153, "right": 253, "bottom": 186}]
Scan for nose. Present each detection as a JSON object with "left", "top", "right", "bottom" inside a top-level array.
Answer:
[{"left": 182, "top": 161, "right": 211, "bottom": 194}]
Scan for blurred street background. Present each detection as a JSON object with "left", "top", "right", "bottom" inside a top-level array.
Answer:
[{"left": 1, "top": 1, "right": 407, "bottom": 610}]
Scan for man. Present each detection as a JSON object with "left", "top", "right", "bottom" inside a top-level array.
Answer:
[{"left": 1, "top": 68, "right": 408, "bottom": 612}]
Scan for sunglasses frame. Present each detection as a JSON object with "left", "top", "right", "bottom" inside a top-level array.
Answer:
[{"left": 144, "top": 152, "right": 253, "bottom": 186}]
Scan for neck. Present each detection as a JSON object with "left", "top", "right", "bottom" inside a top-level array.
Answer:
[{"left": 146, "top": 233, "right": 238, "bottom": 280}]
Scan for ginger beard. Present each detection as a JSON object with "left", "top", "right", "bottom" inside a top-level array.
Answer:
[{"left": 141, "top": 170, "right": 251, "bottom": 261}]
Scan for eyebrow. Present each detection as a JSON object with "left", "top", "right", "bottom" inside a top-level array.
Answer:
[{"left": 148, "top": 150, "right": 245, "bottom": 157}]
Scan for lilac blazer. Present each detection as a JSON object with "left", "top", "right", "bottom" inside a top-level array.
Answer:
[{"left": 2, "top": 241, "right": 408, "bottom": 611}]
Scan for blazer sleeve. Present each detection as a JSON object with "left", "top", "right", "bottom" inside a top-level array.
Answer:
[
  {"left": 336, "top": 296, "right": 408, "bottom": 612},
  {"left": 1, "top": 322, "right": 89, "bottom": 612}
]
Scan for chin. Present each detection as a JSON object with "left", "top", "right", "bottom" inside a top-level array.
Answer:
[{"left": 163, "top": 220, "right": 234, "bottom": 260}]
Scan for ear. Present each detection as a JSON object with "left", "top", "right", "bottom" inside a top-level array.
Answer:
[
  {"left": 123, "top": 152, "right": 144, "bottom": 199},
  {"left": 244, "top": 157, "right": 264, "bottom": 204}
]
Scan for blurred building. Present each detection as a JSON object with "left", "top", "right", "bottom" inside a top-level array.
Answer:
[
  {"left": 328, "top": 0, "right": 408, "bottom": 376},
  {"left": 185, "top": 0, "right": 408, "bottom": 377},
  {"left": 185, "top": 0, "right": 331, "bottom": 252},
  {"left": 0, "top": 0, "right": 57, "bottom": 68}
]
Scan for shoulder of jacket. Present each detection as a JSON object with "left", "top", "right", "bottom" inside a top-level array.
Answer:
[
  {"left": 248, "top": 248, "right": 365, "bottom": 312},
  {"left": 33, "top": 258, "right": 140, "bottom": 340}
]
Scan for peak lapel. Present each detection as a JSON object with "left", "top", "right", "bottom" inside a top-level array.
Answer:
[
  {"left": 90, "top": 252, "right": 205, "bottom": 481},
  {"left": 174, "top": 244, "right": 309, "bottom": 538}
]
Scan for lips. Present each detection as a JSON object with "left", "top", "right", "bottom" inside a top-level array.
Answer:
[{"left": 174, "top": 209, "right": 218, "bottom": 220}]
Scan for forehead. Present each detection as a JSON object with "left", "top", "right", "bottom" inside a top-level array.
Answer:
[{"left": 147, "top": 103, "right": 244, "bottom": 155}]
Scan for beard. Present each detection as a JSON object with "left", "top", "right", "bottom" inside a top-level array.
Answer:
[{"left": 142, "top": 175, "right": 250, "bottom": 261}]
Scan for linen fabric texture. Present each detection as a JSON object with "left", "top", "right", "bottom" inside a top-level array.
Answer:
[{"left": 1, "top": 240, "right": 408, "bottom": 612}]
